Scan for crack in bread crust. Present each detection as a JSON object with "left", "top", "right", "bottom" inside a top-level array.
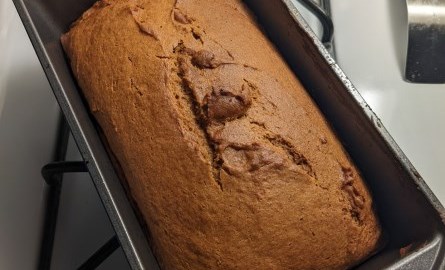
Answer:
[
  {"left": 176, "top": 57, "right": 224, "bottom": 190},
  {"left": 61, "top": 0, "right": 382, "bottom": 269}
]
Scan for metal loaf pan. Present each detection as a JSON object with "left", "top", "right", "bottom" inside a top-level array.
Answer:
[{"left": 12, "top": 0, "right": 445, "bottom": 269}]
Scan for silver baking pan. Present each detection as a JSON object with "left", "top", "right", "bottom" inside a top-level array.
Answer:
[{"left": 12, "top": 0, "right": 445, "bottom": 269}]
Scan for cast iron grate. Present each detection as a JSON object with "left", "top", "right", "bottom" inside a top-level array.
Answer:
[{"left": 38, "top": 116, "right": 122, "bottom": 270}]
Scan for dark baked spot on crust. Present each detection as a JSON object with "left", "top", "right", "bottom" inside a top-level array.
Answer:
[
  {"left": 191, "top": 50, "right": 221, "bottom": 69},
  {"left": 341, "top": 166, "right": 365, "bottom": 224},
  {"left": 96, "top": 0, "right": 111, "bottom": 8},
  {"left": 319, "top": 135, "right": 328, "bottom": 144},
  {"left": 250, "top": 120, "right": 266, "bottom": 129},
  {"left": 203, "top": 87, "right": 251, "bottom": 123},
  {"left": 265, "top": 134, "right": 316, "bottom": 179},
  {"left": 130, "top": 5, "right": 158, "bottom": 40},
  {"left": 221, "top": 144, "right": 286, "bottom": 176},
  {"left": 173, "top": 8, "right": 192, "bottom": 24},
  {"left": 191, "top": 28, "right": 204, "bottom": 44}
]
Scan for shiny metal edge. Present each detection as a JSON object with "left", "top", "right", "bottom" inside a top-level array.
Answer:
[
  {"left": 283, "top": 0, "right": 445, "bottom": 220},
  {"left": 405, "top": 0, "right": 445, "bottom": 83}
]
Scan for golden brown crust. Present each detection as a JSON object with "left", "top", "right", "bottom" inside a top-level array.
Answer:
[{"left": 62, "top": 0, "right": 382, "bottom": 269}]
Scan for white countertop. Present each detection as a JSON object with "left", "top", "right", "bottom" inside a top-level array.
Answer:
[{"left": 1, "top": 0, "right": 444, "bottom": 269}]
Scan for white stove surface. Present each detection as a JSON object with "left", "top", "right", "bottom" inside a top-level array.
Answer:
[
  {"left": 332, "top": 1, "right": 445, "bottom": 199},
  {"left": 1, "top": 0, "right": 444, "bottom": 269},
  {"left": 0, "top": 1, "right": 59, "bottom": 269}
]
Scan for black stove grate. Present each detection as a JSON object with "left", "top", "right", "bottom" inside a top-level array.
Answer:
[{"left": 38, "top": 115, "right": 121, "bottom": 270}]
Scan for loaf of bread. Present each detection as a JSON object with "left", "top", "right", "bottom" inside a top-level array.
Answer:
[{"left": 61, "top": 0, "right": 382, "bottom": 269}]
